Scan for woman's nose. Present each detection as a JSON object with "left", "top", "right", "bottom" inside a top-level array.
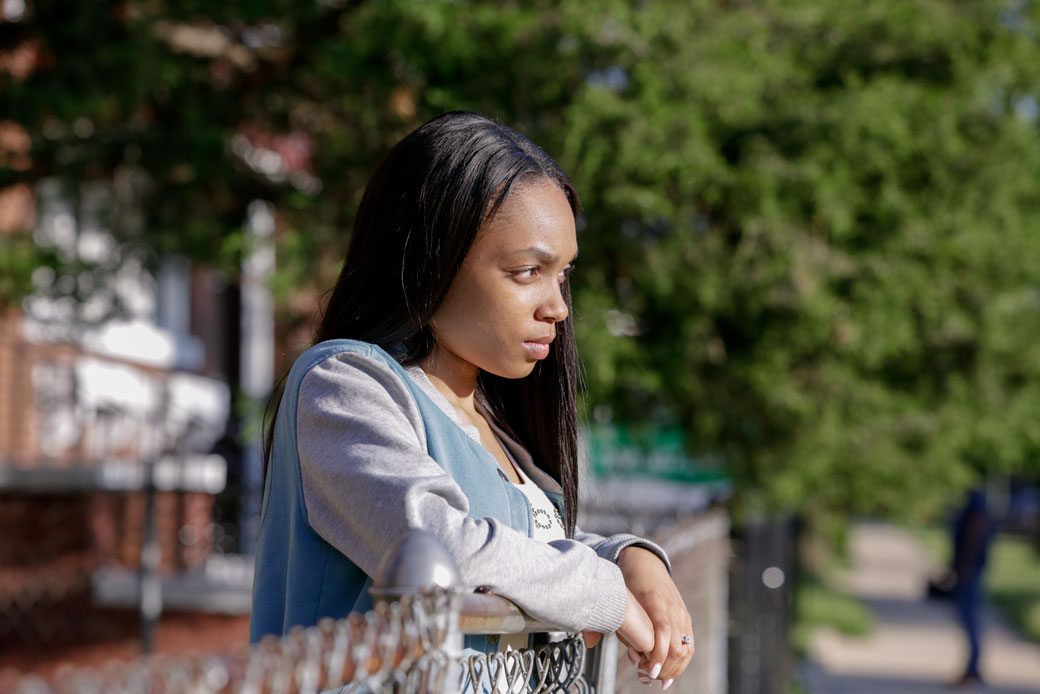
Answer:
[{"left": 535, "top": 283, "right": 569, "bottom": 323}]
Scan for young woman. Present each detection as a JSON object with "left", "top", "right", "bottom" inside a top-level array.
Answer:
[{"left": 250, "top": 112, "right": 693, "bottom": 689}]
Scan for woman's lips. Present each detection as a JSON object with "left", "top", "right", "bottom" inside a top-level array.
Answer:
[{"left": 524, "top": 341, "right": 551, "bottom": 359}]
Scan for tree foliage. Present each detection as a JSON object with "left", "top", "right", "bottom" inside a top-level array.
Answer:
[
  {"left": 3, "top": 0, "right": 1040, "bottom": 520},
  {"left": 565, "top": 0, "right": 1040, "bottom": 520}
]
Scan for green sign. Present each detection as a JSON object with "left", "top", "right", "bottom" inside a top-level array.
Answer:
[{"left": 585, "top": 424, "right": 729, "bottom": 484}]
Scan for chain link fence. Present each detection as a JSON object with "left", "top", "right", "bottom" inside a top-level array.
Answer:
[
  {"left": 5, "top": 590, "right": 463, "bottom": 694},
  {"left": 4, "top": 530, "right": 599, "bottom": 694}
]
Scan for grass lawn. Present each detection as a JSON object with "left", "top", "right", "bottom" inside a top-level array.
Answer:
[
  {"left": 914, "top": 525, "right": 1040, "bottom": 643},
  {"left": 792, "top": 575, "right": 873, "bottom": 655},
  {"left": 987, "top": 534, "right": 1040, "bottom": 643}
]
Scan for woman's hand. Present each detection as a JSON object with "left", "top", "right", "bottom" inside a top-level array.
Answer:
[
  {"left": 617, "top": 546, "right": 694, "bottom": 688},
  {"left": 583, "top": 587, "right": 654, "bottom": 652},
  {"left": 615, "top": 587, "right": 655, "bottom": 654}
]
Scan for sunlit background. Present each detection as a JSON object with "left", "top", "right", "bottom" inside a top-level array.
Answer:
[{"left": 2, "top": 1, "right": 1040, "bottom": 692}]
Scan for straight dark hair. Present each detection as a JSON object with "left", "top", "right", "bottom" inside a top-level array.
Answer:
[{"left": 263, "top": 111, "right": 583, "bottom": 536}]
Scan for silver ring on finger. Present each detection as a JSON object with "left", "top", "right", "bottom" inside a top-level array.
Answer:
[{"left": 680, "top": 635, "right": 692, "bottom": 646}]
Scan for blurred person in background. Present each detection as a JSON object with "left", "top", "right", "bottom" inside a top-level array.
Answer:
[
  {"left": 249, "top": 112, "right": 694, "bottom": 690},
  {"left": 950, "top": 487, "right": 995, "bottom": 687}
]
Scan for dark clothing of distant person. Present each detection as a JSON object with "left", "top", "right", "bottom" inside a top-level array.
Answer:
[{"left": 951, "top": 489, "right": 994, "bottom": 682}]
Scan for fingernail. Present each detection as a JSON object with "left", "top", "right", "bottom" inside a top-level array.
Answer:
[
  {"left": 649, "top": 663, "right": 662, "bottom": 679},
  {"left": 638, "top": 677, "right": 651, "bottom": 686},
  {"left": 663, "top": 678, "right": 674, "bottom": 691}
]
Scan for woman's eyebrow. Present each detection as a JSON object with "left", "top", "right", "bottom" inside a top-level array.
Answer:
[{"left": 509, "top": 247, "right": 579, "bottom": 264}]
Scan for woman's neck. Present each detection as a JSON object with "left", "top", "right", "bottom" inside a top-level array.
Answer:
[{"left": 418, "top": 345, "right": 478, "bottom": 414}]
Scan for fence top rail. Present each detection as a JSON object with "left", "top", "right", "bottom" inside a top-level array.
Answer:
[
  {"left": 373, "top": 529, "right": 571, "bottom": 635},
  {"left": 457, "top": 593, "right": 566, "bottom": 635}
]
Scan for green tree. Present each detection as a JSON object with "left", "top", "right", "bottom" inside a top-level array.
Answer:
[
  {"left": 3, "top": 0, "right": 1039, "bottom": 520},
  {"left": 563, "top": 0, "right": 1040, "bottom": 520}
]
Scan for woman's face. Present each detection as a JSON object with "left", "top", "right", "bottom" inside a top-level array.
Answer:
[{"left": 428, "top": 181, "right": 578, "bottom": 381}]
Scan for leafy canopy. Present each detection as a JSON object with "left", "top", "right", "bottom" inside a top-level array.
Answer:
[{"left": 3, "top": 0, "right": 1040, "bottom": 520}]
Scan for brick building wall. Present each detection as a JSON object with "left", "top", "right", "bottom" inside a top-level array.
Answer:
[
  {"left": 0, "top": 309, "right": 231, "bottom": 651},
  {"left": 0, "top": 490, "right": 216, "bottom": 648}
]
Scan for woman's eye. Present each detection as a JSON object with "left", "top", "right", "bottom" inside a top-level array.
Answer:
[{"left": 510, "top": 267, "right": 538, "bottom": 279}]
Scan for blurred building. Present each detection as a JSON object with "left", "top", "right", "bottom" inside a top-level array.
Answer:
[{"left": 0, "top": 175, "right": 257, "bottom": 653}]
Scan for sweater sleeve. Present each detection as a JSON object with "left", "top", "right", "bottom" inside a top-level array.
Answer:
[
  {"left": 296, "top": 352, "right": 628, "bottom": 633},
  {"left": 573, "top": 529, "right": 672, "bottom": 573}
]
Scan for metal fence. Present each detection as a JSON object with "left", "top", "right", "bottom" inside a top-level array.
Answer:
[
  {"left": 727, "top": 517, "right": 797, "bottom": 694},
  {"left": 6, "top": 530, "right": 610, "bottom": 694}
]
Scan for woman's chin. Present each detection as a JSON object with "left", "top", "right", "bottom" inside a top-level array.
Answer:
[{"left": 483, "top": 361, "right": 538, "bottom": 380}]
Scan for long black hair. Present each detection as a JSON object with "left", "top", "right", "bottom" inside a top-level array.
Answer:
[{"left": 264, "top": 112, "right": 583, "bottom": 536}]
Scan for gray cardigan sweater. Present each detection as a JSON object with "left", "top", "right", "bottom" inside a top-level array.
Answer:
[{"left": 286, "top": 345, "right": 669, "bottom": 634}]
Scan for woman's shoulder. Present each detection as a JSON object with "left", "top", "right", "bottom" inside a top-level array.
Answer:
[
  {"left": 288, "top": 339, "right": 410, "bottom": 396},
  {"left": 289, "top": 339, "right": 398, "bottom": 378},
  {"left": 291, "top": 340, "right": 427, "bottom": 439},
  {"left": 286, "top": 339, "right": 405, "bottom": 391}
]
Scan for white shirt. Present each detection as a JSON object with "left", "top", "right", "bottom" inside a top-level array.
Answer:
[{"left": 509, "top": 452, "right": 567, "bottom": 542}]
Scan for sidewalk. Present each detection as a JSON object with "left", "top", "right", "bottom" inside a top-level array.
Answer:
[{"left": 803, "top": 522, "right": 1040, "bottom": 694}]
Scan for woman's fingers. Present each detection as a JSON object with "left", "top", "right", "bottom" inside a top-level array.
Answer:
[
  {"left": 637, "top": 630, "right": 694, "bottom": 686},
  {"left": 658, "top": 607, "right": 695, "bottom": 682},
  {"left": 616, "top": 589, "right": 654, "bottom": 654},
  {"left": 658, "top": 627, "right": 694, "bottom": 681},
  {"left": 645, "top": 619, "right": 671, "bottom": 681},
  {"left": 615, "top": 546, "right": 696, "bottom": 683},
  {"left": 635, "top": 589, "right": 692, "bottom": 681},
  {"left": 582, "top": 630, "right": 602, "bottom": 649},
  {"left": 649, "top": 604, "right": 693, "bottom": 681}
]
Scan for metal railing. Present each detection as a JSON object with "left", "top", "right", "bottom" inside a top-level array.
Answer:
[{"left": 9, "top": 529, "right": 618, "bottom": 694}]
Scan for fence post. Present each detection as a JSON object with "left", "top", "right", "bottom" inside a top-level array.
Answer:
[
  {"left": 583, "top": 633, "right": 617, "bottom": 694},
  {"left": 371, "top": 529, "right": 463, "bottom": 694},
  {"left": 370, "top": 529, "right": 461, "bottom": 599},
  {"left": 138, "top": 454, "right": 161, "bottom": 654}
]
